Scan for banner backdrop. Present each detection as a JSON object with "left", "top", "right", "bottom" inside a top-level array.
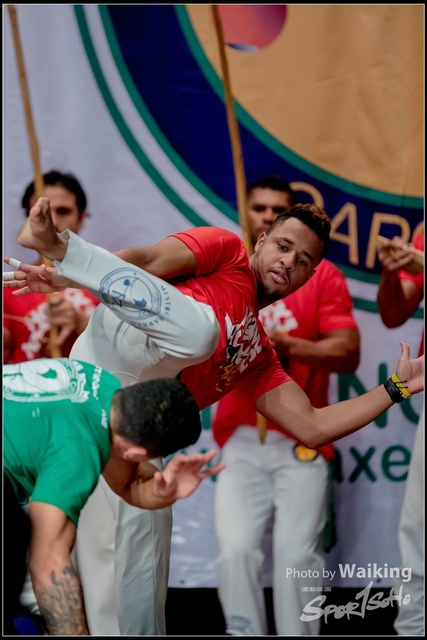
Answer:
[{"left": 3, "top": 5, "right": 424, "bottom": 589}]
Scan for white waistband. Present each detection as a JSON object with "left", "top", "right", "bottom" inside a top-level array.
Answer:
[{"left": 230, "top": 425, "right": 291, "bottom": 445}]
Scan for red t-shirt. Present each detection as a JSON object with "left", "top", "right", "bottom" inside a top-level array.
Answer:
[
  {"left": 400, "top": 232, "right": 424, "bottom": 357},
  {"left": 212, "top": 260, "right": 358, "bottom": 460},
  {"left": 171, "top": 228, "right": 291, "bottom": 410},
  {"left": 3, "top": 288, "right": 99, "bottom": 363}
]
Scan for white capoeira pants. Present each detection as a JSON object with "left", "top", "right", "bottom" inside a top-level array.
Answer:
[
  {"left": 58, "top": 231, "right": 220, "bottom": 635},
  {"left": 71, "top": 473, "right": 172, "bottom": 635},
  {"left": 393, "top": 410, "right": 424, "bottom": 636},
  {"left": 58, "top": 230, "right": 220, "bottom": 386},
  {"left": 215, "top": 426, "right": 328, "bottom": 636}
]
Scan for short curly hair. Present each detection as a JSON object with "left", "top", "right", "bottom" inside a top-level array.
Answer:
[{"left": 268, "top": 203, "right": 331, "bottom": 260}]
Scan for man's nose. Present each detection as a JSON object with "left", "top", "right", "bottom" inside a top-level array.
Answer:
[
  {"left": 280, "top": 252, "right": 296, "bottom": 270},
  {"left": 263, "top": 208, "right": 278, "bottom": 224},
  {"left": 50, "top": 213, "right": 62, "bottom": 233},
  {"left": 51, "top": 212, "right": 59, "bottom": 226}
]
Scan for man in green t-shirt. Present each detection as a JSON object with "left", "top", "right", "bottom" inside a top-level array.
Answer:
[{"left": 4, "top": 357, "right": 223, "bottom": 635}]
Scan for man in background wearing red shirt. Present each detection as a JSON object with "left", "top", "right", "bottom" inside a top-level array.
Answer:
[
  {"left": 213, "top": 176, "right": 360, "bottom": 635},
  {"left": 3, "top": 170, "right": 98, "bottom": 364},
  {"left": 377, "top": 231, "right": 424, "bottom": 636}
]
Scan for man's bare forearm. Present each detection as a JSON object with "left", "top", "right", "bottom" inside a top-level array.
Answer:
[
  {"left": 377, "top": 269, "right": 410, "bottom": 327},
  {"left": 276, "top": 334, "right": 360, "bottom": 373},
  {"left": 33, "top": 564, "right": 89, "bottom": 635},
  {"left": 256, "top": 381, "right": 394, "bottom": 449},
  {"left": 104, "top": 460, "right": 173, "bottom": 510},
  {"left": 126, "top": 475, "right": 175, "bottom": 510}
]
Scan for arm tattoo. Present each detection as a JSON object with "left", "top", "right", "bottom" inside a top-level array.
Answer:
[{"left": 36, "top": 564, "right": 90, "bottom": 635}]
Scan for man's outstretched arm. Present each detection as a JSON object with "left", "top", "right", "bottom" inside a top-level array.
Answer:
[{"left": 256, "top": 342, "right": 423, "bottom": 449}]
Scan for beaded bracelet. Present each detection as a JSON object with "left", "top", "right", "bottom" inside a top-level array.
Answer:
[{"left": 384, "top": 373, "right": 412, "bottom": 403}]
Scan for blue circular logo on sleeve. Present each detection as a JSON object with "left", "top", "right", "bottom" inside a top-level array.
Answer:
[{"left": 100, "top": 268, "right": 162, "bottom": 321}]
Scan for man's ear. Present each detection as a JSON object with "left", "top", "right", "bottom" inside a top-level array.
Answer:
[
  {"left": 307, "top": 269, "right": 316, "bottom": 281},
  {"left": 254, "top": 232, "right": 267, "bottom": 252},
  {"left": 302, "top": 269, "right": 317, "bottom": 286},
  {"left": 76, "top": 210, "right": 87, "bottom": 234},
  {"left": 123, "top": 446, "right": 149, "bottom": 462}
]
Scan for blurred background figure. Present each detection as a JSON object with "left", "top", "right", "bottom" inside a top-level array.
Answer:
[
  {"left": 377, "top": 231, "right": 424, "bottom": 636},
  {"left": 213, "top": 176, "right": 360, "bottom": 635},
  {"left": 3, "top": 170, "right": 98, "bottom": 364},
  {"left": 245, "top": 175, "right": 295, "bottom": 244}
]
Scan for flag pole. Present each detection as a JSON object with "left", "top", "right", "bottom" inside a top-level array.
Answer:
[
  {"left": 211, "top": 5, "right": 267, "bottom": 443},
  {"left": 8, "top": 4, "right": 62, "bottom": 358}
]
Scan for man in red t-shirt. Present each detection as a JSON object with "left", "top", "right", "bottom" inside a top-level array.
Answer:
[
  {"left": 4, "top": 197, "right": 422, "bottom": 636},
  {"left": 212, "top": 176, "right": 360, "bottom": 635},
  {"left": 3, "top": 171, "right": 99, "bottom": 363},
  {"left": 377, "top": 231, "right": 424, "bottom": 636}
]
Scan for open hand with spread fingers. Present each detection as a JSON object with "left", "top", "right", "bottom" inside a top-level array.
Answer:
[
  {"left": 152, "top": 449, "right": 225, "bottom": 502},
  {"left": 3, "top": 257, "right": 70, "bottom": 295}
]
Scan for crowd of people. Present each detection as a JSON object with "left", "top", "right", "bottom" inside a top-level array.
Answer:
[{"left": 3, "top": 171, "right": 424, "bottom": 636}]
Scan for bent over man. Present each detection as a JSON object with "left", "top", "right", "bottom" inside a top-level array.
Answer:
[{"left": 4, "top": 357, "right": 223, "bottom": 635}]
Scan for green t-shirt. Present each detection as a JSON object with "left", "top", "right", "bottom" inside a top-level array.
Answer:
[{"left": 4, "top": 358, "right": 121, "bottom": 525}]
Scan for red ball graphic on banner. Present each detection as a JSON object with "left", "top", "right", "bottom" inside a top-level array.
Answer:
[{"left": 217, "top": 5, "right": 287, "bottom": 51}]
